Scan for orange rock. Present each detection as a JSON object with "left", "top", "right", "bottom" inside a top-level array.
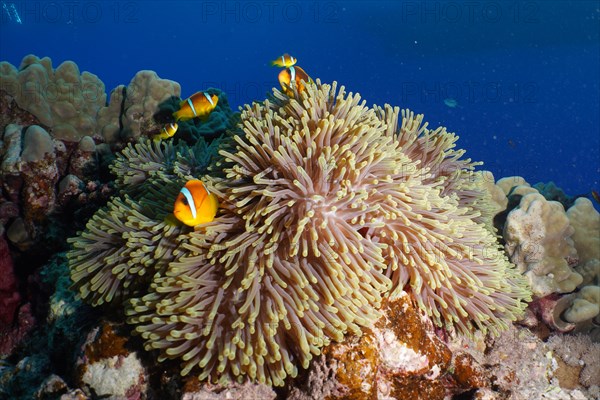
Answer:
[
  {"left": 82, "top": 322, "right": 129, "bottom": 364},
  {"left": 318, "top": 293, "right": 453, "bottom": 399},
  {"left": 286, "top": 292, "right": 496, "bottom": 399},
  {"left": 289, "top": 292, "right": 493, "bottom": 399},
  {"left": 451, "top": 352, "right": 489, "bottom": 390}
]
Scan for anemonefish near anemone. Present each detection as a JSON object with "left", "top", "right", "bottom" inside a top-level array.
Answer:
[
  {"left": 278, "top": 66, "right": 312, "bottom": 97},
  {"left": 173, "top": 92, "right": 218, "bottom": 122},
  {"left": 153, "top": 122, "right": 178, "bottom": 142},
  {"left": 173, "top": 179, "right": 219, "bottom": 226},
  {"left": 271, "top": 53, "right": 297, "bottom": 68}
]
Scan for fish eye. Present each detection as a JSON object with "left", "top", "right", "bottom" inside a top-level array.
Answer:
[{"left": 182, "top": 197, "right": 188, "bottom": 206}]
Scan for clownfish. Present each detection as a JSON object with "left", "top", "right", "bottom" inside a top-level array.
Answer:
[
  {"left": 271, "top": 53, "right": 297, "bottom": 68},
  {"left": 173, "top": 179, "right": 219, "bottom": 226},
  {"left": 173, "top": 92, "right": 218, "bottom": 122},
  {"left": 153, "top": 122, "right": 178, "bottom": 142},
  {"left": 278, "top": 66, "right": 312, "bottom": 97}
]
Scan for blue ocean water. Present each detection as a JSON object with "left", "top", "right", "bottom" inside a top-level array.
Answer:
[{"left": 1, "top": 0, "right": 599, "bottom": 198}]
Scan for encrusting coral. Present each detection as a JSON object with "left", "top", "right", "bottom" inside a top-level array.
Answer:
[{"left": 68, "top": 80, "right": 531, "bottom": 386}]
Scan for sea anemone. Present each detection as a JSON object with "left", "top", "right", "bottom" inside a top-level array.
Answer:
[
  {"left": 68, "top": 137, "right": 222, "bottom": 306},
  {"left": 69, "top": 80, "right": 531, "bottom": 386},
  {"left": 124, "top": 80, "right": 530, "bottom": 385},
  {"left": 67, "top": 180, "right": 184, "bottom": 306},
  {"left": 126, "top": 81, "right": 393, "bottom": 385},
  {"left": 372, "top": 105, "right": 530, "bottom": 334}
]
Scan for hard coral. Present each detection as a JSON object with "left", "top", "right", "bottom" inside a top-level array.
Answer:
[
  {"left": 504, "top": 192, "right": 582, "bottom": 297},
  {"left": 568, "top": 197, "right": 600, "bottom": 286},
  {"left": 96, "top": 70, "right": 180, "bottom": 144},
  {"left": 0, "top": 55, "right": 106, "bottom": 142},
  {"left": 69, "top": 80, "right": 531, "bottom": 387}
]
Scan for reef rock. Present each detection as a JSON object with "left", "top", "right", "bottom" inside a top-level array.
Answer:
[
  {"left": 75, "top": 323, "right": 147, "bottom": 399},
  {"left": 1, "top": 123, "right": 24, "bottom": 203},
  {"left": 180, "top": 382, "right": 277, "bottom": 400},
  {"left": 0, "top": 234, "right": 20, "bottom": 327},
  {"left": 20, "top": 125, "right": 59, "bottom": 223},
  {"left": 288, "top": 292, "right": 487, "bottom": 400},
  {"left": 68, "top": 136, "right": 98, "bottom": 179}
]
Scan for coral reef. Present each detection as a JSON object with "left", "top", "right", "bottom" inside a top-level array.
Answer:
[
  {"left": 180, "top": 382, "right": 277, "bottom": 400},
  {"left": 0, "top": 55, "right": 239, "bottom": 260},
  {"left": 0, "top": 254, "right": 91, "bottom": 398},
  {"left": 2, "top": 57, "right": 598, "bottom": 398},
  {"left": 0, "top": 235, "right": 34, "bottom": 357},
  {"left": 534, "top": 181, "right": 579, "bottom": 210},
  {"left": 20, "top": 125, "right": 59, "bottom": 223},
  {"left": 0, "top": 55, "right": 106, "bottom": 142},
  {"left": 0, "top": 230, "right": 20, "bottom": 326},
  {"left": 0, "top": 123, "right": 112, "bottom": 253},
  {"left": 0, "top": 57, "right": 201, "bottom": 365},
  {"left": 459, "top": 326, "right": 599, "bottom": 399},
  {"left": 547, "top": 333, "right": 600, "bottom": 389},
  {"left": 95, "top": 70, "right": 180, "bottom": 144},
  {"left": 567, "top": 197, "right": 600, "bottom": 286},
  {"left": 1, "top": 55, "right": 238, "bottom": 150}
]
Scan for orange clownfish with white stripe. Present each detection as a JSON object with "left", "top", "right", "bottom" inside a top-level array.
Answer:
[
  {"left": 173, "top": 179, "right": 219, "bottom": 226},
  {"left": 271, "top": 53, "right": 297, "bottom": 68},
  {"left": 278, "top": 66, "right": 312, "bottom": 97},
  {"left": 153, "top": 122, "right": 178, "bottom": 142},
  {"left": 173, "top": 91, "right": 218, "bottom": 122}
]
